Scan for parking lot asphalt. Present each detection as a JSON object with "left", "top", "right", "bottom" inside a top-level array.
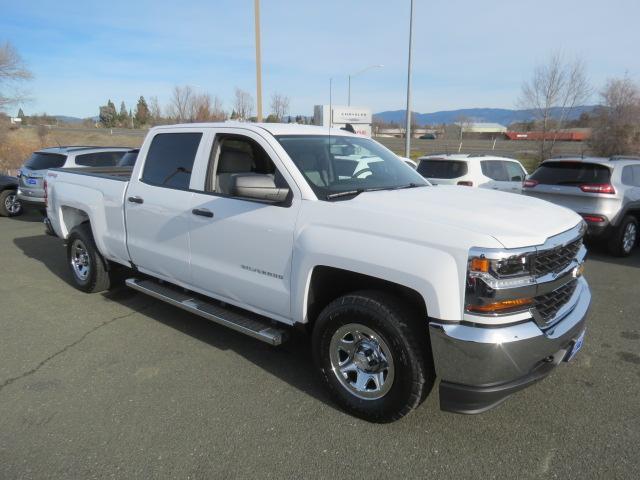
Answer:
[{"left": 1, "top": 211, "right": 639, "bottom": 479}]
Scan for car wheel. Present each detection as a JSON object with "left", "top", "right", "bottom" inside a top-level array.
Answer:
[
  {"left": 608, "top": 215, "right": 638, "bottom": 257},
  {"left": 66, "top": 223, "right": 112, "bottom": 293},
  {"left": 0, "top": 189, "right": 23, "bottom": 217},
  {"left": 312, "top": 290, "right": 434, "bottom": 422}
]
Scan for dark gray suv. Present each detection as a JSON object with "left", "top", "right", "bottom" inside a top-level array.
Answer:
[{"left": 523, "top": 156, "right": 640, "bottom": 256}]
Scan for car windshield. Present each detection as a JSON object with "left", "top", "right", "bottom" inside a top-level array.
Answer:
[
  {"left": 276, "top": 135, "right": 428, "bottom": 199},
  {"left": 418, "top": 159, "right": 468, "bottom": 179},
  {"left": 24, "top": 153, "right": 66, "bottom": 170},
  {"left": 530, "top": 161, "right": 611, "bottom": 185}
]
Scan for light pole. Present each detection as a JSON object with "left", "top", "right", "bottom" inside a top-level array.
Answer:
[
  {"left": 404, "top": 0, "right": 414, "bottom": 158},
  {"left": 348, "top": 64, "right": 384, "bottom": 106},
  {"left": 254, "top": 0, "right": 263, "bottom": 122}
]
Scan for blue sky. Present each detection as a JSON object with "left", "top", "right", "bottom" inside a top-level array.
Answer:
[{"left": 2, "top": 0, "right": 639, "bottom": 118}]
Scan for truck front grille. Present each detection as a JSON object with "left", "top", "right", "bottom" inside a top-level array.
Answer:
[
  {"left": 534, "top": 280, "right": 578, "bottom": 325},
  {"left": 533, "top": 238, "right": 582, "bottom": 276}
]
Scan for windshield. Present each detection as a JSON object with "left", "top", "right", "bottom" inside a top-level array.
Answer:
[
  {"left": 418, "top": 159, "right": 468, "bottom": 179},
  {"left": 276, "top": 135, "right": 427, "bottom": 199},
  {"left": 24, "top": 153, "right": 66, "bottom": 170},
  {"left": 530, "top": 161, "right": 611, "bottom": 185}
]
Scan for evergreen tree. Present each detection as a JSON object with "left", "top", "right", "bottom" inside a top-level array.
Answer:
[
  {"left": 99, "top": 99, "right": 117, "bottom": 128},
  {"left": 134, "top": 96, "right": 149, "bottom": 127},
  {"left": 17, "top": 108, "right": 24, "bottom": 118}
]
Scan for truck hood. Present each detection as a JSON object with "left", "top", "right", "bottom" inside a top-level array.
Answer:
[{"left": 343, "top": 185, "right": 582, "bottom": 249}]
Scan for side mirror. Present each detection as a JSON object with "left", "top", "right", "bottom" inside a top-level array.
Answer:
[{"left": 232, "top": 173, "right": 290, "bottom": 203}]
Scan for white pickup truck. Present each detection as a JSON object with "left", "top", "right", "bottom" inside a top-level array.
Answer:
[{"left": 45, "top": 123, "right": 591, "bottom": 422}]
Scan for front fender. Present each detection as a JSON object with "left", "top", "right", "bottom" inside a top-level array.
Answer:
[{"left": 291, "top": 224, "right": 465, "bottom": 323}]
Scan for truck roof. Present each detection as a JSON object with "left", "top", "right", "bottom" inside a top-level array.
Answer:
[{"left": 153, "top": 122, "right": 358, "bottom": 137}]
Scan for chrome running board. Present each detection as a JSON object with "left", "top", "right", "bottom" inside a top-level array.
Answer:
[{"left": 125, "top": 278, "right": 288, "bottom": 346}]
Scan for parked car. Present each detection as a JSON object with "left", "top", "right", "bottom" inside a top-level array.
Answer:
[
  {"left": 45, "top": 123, "right": 590, "bottom": 422},
  {"left": 523, "top": 156, "right": 640, "bottom": 256},
  {"left": 419, "top": 133, "right": 437, "bottom": 140},
  {"left": 17, "top": 146, "right": 131, "bottom": 212},
  {"left": 0, "top": 174, "right": 22, "bottom": 217},
  {"left": 416, "top": 154, "right": 528, "bottom": 193}
]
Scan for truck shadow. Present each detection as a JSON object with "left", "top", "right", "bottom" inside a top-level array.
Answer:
[
  {"left": 9, "top": 209, "right": 46, "bottom": 223},
  {"left": 13, "top": 233, "right": 339, "bottom": 414},
  {"left": 585, "top": 240, "right": 640, "bottom": 268}
]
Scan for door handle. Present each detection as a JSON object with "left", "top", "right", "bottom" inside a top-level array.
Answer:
[
  {"left": 128, "top": 196, "right": 144, "bottom": 204},
  {"left": 192, "top": 208, "right": 214, "bottom": 218}
]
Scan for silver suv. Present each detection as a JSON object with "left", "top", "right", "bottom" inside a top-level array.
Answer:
[
  {"left": 17, "top": 146, "right": 131, "bottom": 210},
  {"left": 523, "top": 156, "right": 640, "bottom": 256}
]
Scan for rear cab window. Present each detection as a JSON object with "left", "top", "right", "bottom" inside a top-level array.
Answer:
[
  {"left": 75, "top": 151, "right": 126, "bottom": 167},
  {"left": 529, "top": 162, "right": 611, "bottom": 185},
  {"left": 24, "top": 153, "right": 67, "bottom": 170},
  {"left": 141, "top": 132, "right": 203, "bottom": 190},
  {"left": 417, "top": 159, "right": 468, "bottom": 179}
]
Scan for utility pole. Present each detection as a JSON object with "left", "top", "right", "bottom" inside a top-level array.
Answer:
[
  {"left": 404, "top": 0, "right": 414, "bottom": 158},
  {"left": 254, "top": 0, "right": 263, "bottom": 122}
]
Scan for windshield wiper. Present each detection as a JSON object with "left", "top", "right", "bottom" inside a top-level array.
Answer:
[
  {"left": 391, "top": 182, "right": 425, "bottom": 190},
  {"left": 326, "top": 189, "right": 365, "bottom": 200}
]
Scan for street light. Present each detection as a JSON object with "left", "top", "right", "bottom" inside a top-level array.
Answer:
[
  {"left": 404, "top": 0, "right": 414, "bottom": 158},
  {"left": 348, "top": 64, "right": 384, "bottom": 106},
  {"left": 254, "top": 0, "right": 263, "bottom": 122}
]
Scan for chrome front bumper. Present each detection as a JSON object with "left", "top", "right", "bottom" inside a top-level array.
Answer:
[{"left": 429, "top": 276, "right": 590, "bottom": 413}]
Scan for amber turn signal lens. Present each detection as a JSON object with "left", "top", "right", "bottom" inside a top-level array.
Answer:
[
  {"left": 470, "top": 257, "right": 490, "bottom": 272},
  {"left": 467, "top": 297, "right": 533, "bottom": 313}
]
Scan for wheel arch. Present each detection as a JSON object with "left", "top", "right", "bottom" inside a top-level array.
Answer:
[{"left": 304, "top": 265, "right": 428, "bottom": 330}]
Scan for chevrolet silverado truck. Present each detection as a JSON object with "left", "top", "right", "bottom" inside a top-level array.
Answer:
[{"left": 45, "top": 123, "right": 591, "bottom": 422}]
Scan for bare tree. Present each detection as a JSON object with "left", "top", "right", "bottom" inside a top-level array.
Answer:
[
  {"left": 518, "top": 53, "right": 591, "bottom": 161},
  {"left": 455, "top": 115, "right": 472, "bottom": 142},
  {"left": 270, "top": 93, "right": 290, "bottom": 121},
  {"left": 234, "top": 88, "right": 254, "bottom": 121},
  {"left": 0, "top": 42, "right": 33, "bottom": 110},
  {"left": 589, "top": 77, "right": 640, "bottom": 156},
  {"left": 148, "top": 96, "right": 163, "bottom": 125},
  {"left": 167, "top": 85, "right": 194, "bottom": 122}
]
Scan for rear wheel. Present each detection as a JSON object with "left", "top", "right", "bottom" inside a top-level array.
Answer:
[
  {"left": 312, "top": 291, "right": 434, "bottom": 422},
  {"left": 608, "top": 216, "right": 638, "bottom": 257},
  {"left": 0, "top": 190, "right": 22, "bottom": 217},
  {"left": 66, "top": 223, "right": 113, "bottom": 293}
]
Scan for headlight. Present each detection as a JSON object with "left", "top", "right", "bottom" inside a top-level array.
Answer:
[{"left": 465, "top": 249, "right": 536, "bottom": 315}]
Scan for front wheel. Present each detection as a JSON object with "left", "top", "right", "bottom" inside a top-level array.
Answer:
[
  {"left": 0, "top": 190, "right": 23, "bottom": 217},
  {"left": 66, "top": 223, "right": 113, "bottom": 293},
  {"left": 312, "top": 291, "right": 434, "bottom": 422}
]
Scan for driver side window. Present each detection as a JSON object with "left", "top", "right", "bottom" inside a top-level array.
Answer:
[{"left": 206, "top": 134, "right": 289, "bottom": 200}]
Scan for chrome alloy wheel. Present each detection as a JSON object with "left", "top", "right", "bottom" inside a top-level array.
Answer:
[
  {"left": 5, "top": 193, "right": 21, "bottom": 215},
  {"left": 329, "top": 323, "right": 395, "bottom": 400},
  {"left": 70, "top": 239, "right": 91, "bottom": 281},
  {"left": 623, "top": 222, "right": 637, "bottom": 253}
]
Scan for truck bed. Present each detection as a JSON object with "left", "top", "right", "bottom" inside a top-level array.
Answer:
[{"left": 49, "top": 166, "right": 133, "bottom": 181}]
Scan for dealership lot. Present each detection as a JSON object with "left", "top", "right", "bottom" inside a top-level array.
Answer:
[{"left": 1, "top": 212, "right": 639, "bottom": 479}]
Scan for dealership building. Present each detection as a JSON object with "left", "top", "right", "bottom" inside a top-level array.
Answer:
[{"left": 313, "top": 105, "right": 372, "bottom": 137}]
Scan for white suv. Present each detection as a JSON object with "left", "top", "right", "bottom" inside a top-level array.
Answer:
[{"left": 416, "top": 154, "right": 528, "bottom": 193}]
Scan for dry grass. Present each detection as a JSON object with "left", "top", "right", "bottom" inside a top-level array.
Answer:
[{"left": 0, "top": 126, "right": 143, "bottom": 173}]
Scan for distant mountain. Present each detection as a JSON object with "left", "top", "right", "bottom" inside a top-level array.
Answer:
[
  {"left": 53, "top": 115, "right": 86, "bottom": 124},
  {"left": 373, "top": 106, "right": 597, "bottom": 126}
]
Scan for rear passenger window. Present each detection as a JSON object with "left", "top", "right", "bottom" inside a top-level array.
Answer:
[
  {"left": 622, "top": 166, "right": 640, "bottom": 187},
  {"left": 481, "top": 160, "right": 509, "bottom": 181},
  {"left": 75, "top": 151, "right": 126, "bottom": 167},
  {"left": 142, "top": 133, "right": 202, "bottom": 190},
  {"left": 504, "top": 162, "right": 525, "bottom": 181}
]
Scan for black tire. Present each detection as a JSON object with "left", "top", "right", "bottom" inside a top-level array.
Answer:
[
  {"left": 0, "top": 189, "right": 23, "bottom": 217},
  {"left": 608, "top": 215, "right": 638, "bottom": 257},
  {"left": 66, "top": 223, "right": 112, "bottom": 293},
  {"left": 312, "top": 290, "right": 435, "bottom": 422}
]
